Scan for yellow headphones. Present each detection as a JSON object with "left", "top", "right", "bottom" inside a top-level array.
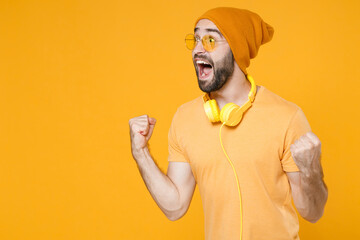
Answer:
[
  {"left": 202, "top": 74, "right": 257, "bottom": 126},
  {"left": 203, "top": 74, "right": 257, "bottom": 240}
]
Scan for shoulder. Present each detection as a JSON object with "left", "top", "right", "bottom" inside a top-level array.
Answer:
[
  {"left": 259, "top": 86, "right": 302, "bottom": 118},
  {"left": 169, "top": 96, "right": 204, "bottom": 138},
  {"left": 173, "top": 96, "right": 204, "bottom": 120}
]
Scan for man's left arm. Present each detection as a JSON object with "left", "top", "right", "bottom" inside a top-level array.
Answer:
[{"left": 286, "top": 132, "right": 328, "bottom": 223}]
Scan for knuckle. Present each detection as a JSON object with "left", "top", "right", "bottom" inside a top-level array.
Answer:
[{"left": 315, "top": 139, "right": 321, "bottom": 146}]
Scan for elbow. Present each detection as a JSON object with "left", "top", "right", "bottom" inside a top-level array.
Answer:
[
  {"left": 163, "top": 205, "right": 188, "bottom": 221},
  {"left": 306, "top": 215, "right": 322, "bottom": 224},
  {"left": 307, "top": 217, "right": 320, "bottom": 224},
  {"left": 167, "top": 213, "right": 182, "bottom": 221},
  {"left": 308, "top": 190, "right": 328, "bottom": 223},
  {"left": 159, "top": 186, "right": 192, "bottom": 221},
  {"left": 303, "top": 207, "right": 325, "bottom": 223},
  {"left": 165, "top": 208, "right": 187, "bottom": 221},
  {"left": 299, "top": 187, "right": 328, "bottom": 224}
]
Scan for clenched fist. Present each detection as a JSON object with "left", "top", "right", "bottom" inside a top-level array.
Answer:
[
  {"left": 129, "top": 115, "right": 157, "bottom": 156},
  {"left": 290, "top": 132, "right": 322, "bottom": 178}
]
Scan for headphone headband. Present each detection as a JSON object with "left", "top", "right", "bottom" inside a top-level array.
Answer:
[{"left": 247, "top": 75, "right": 257, "bottom": 102}]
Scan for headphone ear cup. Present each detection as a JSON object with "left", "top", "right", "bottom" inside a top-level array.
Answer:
[
  {"left": 204, "top": 99, "right": 220, "bottom": 122},
  {"left": 220, "top": 103, "right": 243, "bottom": 126}
]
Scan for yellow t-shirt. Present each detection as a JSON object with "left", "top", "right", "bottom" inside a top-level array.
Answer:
[{"left": 167, "top": 85, "right": 311, "bottom": 240}]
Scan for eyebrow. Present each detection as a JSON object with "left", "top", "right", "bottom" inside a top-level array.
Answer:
[{"left": 194, "top": 27, "right": 224, "bottom": 38}]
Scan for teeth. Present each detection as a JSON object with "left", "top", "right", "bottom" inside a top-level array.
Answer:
[
  {"left": 196, "top": 60, "right": 209, "bottom": 65},
  {"left": 201, "top": 72, "right": 205, "bottom": 76}
]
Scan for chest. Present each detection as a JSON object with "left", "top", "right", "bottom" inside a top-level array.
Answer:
[{"left": 179, "top": 117, "right": 286, "bottom": 182}]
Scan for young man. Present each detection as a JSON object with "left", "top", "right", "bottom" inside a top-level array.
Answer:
[{"left": 129, "top": 7, "right": 328, "bottom": 240}]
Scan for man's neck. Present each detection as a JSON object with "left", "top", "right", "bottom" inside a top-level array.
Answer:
[{"left": 209, "top": 66, "right": 252, "bottom": 110}]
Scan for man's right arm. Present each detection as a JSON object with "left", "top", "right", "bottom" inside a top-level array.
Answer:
[{"left": 129, "top": 115, "right": 196, "bottom": 221}]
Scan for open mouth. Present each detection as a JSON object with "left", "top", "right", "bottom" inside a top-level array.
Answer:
[{"left": 196, "top": 60, "right": 213, "bottom": 79}]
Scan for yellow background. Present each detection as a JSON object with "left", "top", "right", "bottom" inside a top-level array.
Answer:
[{"left": 1, "top": 0, "right": 359, "bottom": 239}]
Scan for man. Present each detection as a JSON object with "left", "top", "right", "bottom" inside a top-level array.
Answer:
[{"left": 129, "top": 7, "right": 328, "bottom": 240}]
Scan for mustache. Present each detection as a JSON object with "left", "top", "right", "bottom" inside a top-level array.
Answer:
[{"left": 193, "top": 54, "right": 214, "bottom": 66}]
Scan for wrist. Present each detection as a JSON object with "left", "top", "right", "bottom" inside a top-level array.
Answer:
[{"left": 132, "top": 145, "right": 149, "bottom": 160}]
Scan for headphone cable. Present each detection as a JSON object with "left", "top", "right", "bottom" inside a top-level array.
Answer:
[{"left": 219, "top": 123, "right": 243, "bottom": 240}]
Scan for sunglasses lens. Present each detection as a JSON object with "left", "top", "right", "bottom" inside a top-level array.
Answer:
[
  {"left": 184, "top": 34, "right": 217, "bottom": 51},
  {"left": 185, "top": 34, "right": 196, "bottom": 50},
  {"left": 203, "top": 35, "right": 216, "bottom": 52}
]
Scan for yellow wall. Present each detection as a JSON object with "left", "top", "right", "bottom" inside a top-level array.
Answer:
[{"left": 1, "top": 0, "right": 359, "bottom": 239}]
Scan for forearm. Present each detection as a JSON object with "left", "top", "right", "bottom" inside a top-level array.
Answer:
[
  {"left": 132, "top": 147, "right": 182, "bottom": 218},
  {"left": 289, "top": 132, "right": 328, "bottom": 223},
  {"left": 294, "top": 170, "right": 328, "bottom": 223}
]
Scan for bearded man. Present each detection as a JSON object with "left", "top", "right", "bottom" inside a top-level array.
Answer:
[{"left": 129, "top": 7, "right": 328, "bottom": 240}]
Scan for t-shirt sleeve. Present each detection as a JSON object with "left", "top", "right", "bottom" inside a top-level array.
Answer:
[
  {"left": 168, "top": 108, "right": 189, "bottom": 163},
  {"left": 281, "top": 107, "right": 312, "bottom": 172}
]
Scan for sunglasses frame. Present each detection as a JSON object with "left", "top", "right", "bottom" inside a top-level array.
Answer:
[{"left": 185, "top": 33, "right": 227, "bottom": 52}]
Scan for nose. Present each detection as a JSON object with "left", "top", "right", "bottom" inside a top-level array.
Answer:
[{"left": 193, "top": 38, "right": 206, "bottom": 54}]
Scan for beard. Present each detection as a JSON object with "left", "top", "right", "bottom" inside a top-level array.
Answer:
[{"left": 194, "top": 49, "right": 235, "bottom": 93}]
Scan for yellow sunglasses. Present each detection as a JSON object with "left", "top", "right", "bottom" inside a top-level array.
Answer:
[{"left": 185, "top": 33, "right": 227, "bottom": 52}]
